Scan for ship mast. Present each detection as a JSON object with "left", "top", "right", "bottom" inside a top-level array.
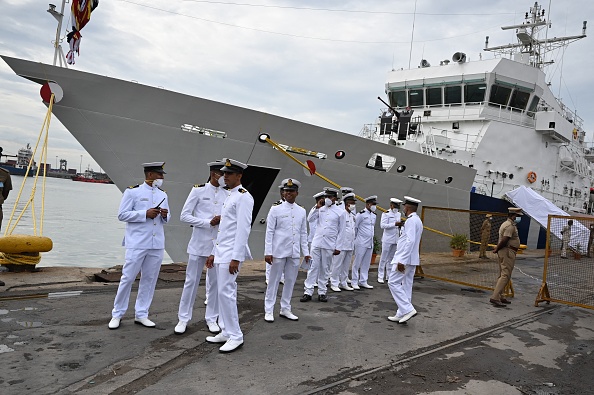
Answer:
[
  {"left": 47, "top": 1, "right": 68, "bottom": 67},
  {"left": 484, "top": 1, "right": 587, "bottom": 69}
]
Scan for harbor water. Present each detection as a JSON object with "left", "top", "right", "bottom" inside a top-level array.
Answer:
[{"left": 2, "top": 175, "right": 173, "bottom": 268}]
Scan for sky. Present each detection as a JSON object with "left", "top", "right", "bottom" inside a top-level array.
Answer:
[{"left": 0, "top": 0, "right": 592, "bottom": 173}]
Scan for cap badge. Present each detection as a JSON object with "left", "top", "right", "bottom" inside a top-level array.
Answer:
[{"left": 225, "top": 159, "right": 232, "bottom": 167}]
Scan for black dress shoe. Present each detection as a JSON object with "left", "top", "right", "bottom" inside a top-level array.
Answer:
[
  {"left": 500, "top": 298, "right": 512, "bottom": 304},
  {"left": 300, "top": 294, "right": 312, "bottom": 302},
  {"left": 0, "top": 280, "right": 5, "bottom": 286},
  {"left": 318, "top": 294, "right": 328, "bottom": 302},
  {"left": 489, "top": 298, "right": 506, "bottom": 307}
]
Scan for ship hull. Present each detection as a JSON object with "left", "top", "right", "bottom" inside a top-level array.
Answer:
[{"left": 2, "top": 55, "right": 476, "bottom": 262}]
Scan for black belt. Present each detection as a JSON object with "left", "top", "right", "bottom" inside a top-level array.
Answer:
[{"left": 507, "top": 245, "right": 519, "bottom": 252}]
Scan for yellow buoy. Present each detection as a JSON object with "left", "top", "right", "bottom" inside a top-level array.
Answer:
[{"left": 0, "top": 235, "right": 53, "bottom": 253}]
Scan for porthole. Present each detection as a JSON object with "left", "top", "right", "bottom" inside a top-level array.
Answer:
[
  {"left": 445, "top": 176, "right": 453, "bottom": 184},
  {"left": 335, "top": 151, "right": 346, "bottom": 159},
  {"left": 397, "top": 165, "right": 406, "bottom": 173}
]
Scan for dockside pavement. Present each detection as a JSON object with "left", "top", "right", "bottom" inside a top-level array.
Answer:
[{"left": 0, "top": 250, "right": 593, "bottom": 394}]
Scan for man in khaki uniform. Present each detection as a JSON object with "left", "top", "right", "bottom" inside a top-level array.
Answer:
[
  {"left": 560, "top": 220, "right": 573, "bottom": 259},
  {"left": 479, "top": 214, "right": 492, "bottom": 258},
  {"left": 0, "top": 167, "right": 13, "bottom": 232},
  {"left": 490, "top": 207, "right": 522, "bottom": 307}
]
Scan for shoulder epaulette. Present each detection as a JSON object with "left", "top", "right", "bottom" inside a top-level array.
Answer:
[
  {"left": 238, "top": 188, "right": 247, "bottom": 194},
  {"left": 194, "top": 183, "right": 206, "bottom": 188},
  {"left": 128, "top": 184, "right": 140, "bottom": 189},
  {"left": 336, "top": 201, "right": 343, "bottom": 206},
  {"left": 296, "top": 202, "right": 303, "bottom": 207},
  {"left": 272, "top": 200, "right": 282, "bottom": 206},
  {"left": 360, "top": 209, "right": 366, "bottom": 214},
  {"left": 158, "top": 187, "right": 166, "bottom": 192}
]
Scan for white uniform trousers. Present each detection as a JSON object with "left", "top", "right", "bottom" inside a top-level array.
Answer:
[
  {"left": 265, "top": 261, "right": 285, "bottom": 283},
  {"left": 304, "top": 247, "right": 334, "bottom": 296},
  {"left": 212, "top": 261, "right": 243, "bottom": 342},
  {"left": 177, "top": 255, "right": 219, "bottom": 324},
  {"left": 264, "top": 257, "right": 299, "bottom": 313},
  {"left": 377, "top": 243, "right": 397, "bottom": 281},
  {"left": 387, "top": 264, "right": 415, "bottom": 317},
  {"left": 351, "top": 245, "right": 372, "bottom": 286},
  {"left": 330, "top": 250, "right": 353, "bottom": 288},
  {"left": 112, "top": 248, "right": 163, "bottom": 319}
]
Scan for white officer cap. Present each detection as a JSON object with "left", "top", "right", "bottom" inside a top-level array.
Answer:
[
  {"left": 341, "top": 187, "right": 354, "bottom": 194},
  {"left": 313, "top": 191, "right": 325, "bottom": 199},
  {"left": 220, "top": 158, "right": 248, "bottom": 173},
  {"left": 281, "top": 178, "right": 301, "bottom": 191},
  {"left": 403, "top": 196, "right": 421, "bottom": 206},
  {"left": 390, "top": 198, "right": 403, "bottom": 205},
  {"left": 207, "top": 160, "right": 224, "bottom": 171},
  {"left": 342, "top": 193, "right": 356, "bottom": 202},
  {"left": 364, "top": 195, "right": 378, "bottom": 203},
  {"left": 142, "top": 162, "right": 166, "bottom": 174},
  {"left": 324, "top": 187, "right": 339, "bottom": 197}
]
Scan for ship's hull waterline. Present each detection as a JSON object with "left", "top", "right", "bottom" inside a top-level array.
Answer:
[{"left": 2, "top": 55, "right": 475, "bottom": 262}]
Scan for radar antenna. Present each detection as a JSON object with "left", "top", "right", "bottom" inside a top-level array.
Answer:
[{"left": 484, "top": 2, "right": 587, "bottom": 69}]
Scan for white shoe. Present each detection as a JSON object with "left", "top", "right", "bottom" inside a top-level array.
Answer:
[
  {"left": 204, "top": 299, "right": 208, "bottom": 305},
  {"left": 206, "top": 333, "right": 229, "bottom": 343},
  {"left": 280, "top": 309, "right": 298, "bottom": 321},
  {"left": 134, "top": 317, "right": 156, "bottom": 328},
  {"left": 219, "top": 339, "right": 243, "bottom": 353},
  {"left": 399, "top": 308, "right": 418, "bottom": 323},
  {"left": 108, "top": 317, "right": 120, "bottom": 330},
  {"left": 264, "top": 313, "right": 274, "bottom": 322},
  {"left": 377, "top": 278, "right": 385, "bottom": 284},
  {"left": 330, "top": 285, "right": 341, "bottom": 292},
  {"left": 207, "top": 321, "right": 221, "bottom": 333},
  {"left": 359, "top": 283, "right": 374, "bottom": 289},
  {"left": 387, "top": 315, "right": 403, "bottom": 322},
  {"left": 280, "top": 278, "right": 285, "bottom": 284},
  {"left": 340, "top": 285, "right": 354, "bottom": 291},
  {"left": 313, "top": 282, "right": 318, "bottom": 287},
  {"left": 174, "top": 321, "right": 187, "bottom": 334},
  {"left": 346, "top": 278, "right": 352, "bottom": 284},
  {"left": 351, "top": 284, "right": 360, "bottom": 290}
]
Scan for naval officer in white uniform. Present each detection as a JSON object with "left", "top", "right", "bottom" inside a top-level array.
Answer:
[
  {"left": 378, "top": 198, "right": 403, "bottom": 283},
  {"left": 266, "top": 182, "right": 287, "bottom": 285},
  {"left": 205, "top": 158, "right": 253, "bottom": 353},
  {"left": 330, "top": 193, "right": 357, "bottom": 292},
  {"left": 388, "top": 196, "right": 423, "bottom": 324},
  {"left": 108, "top": 162, "right": 170, "bottom": 330},
  {"left": 264, "top": 179, "right": 311, "bottom": 322},
  {"left": 351, "top": 196, "right": 378, "bottom": 290},
  {"left": 174, "top": 160, "right": 227, "bottom": 335},
  {"left": 302, "top": 187, "right": 346, "bottom": 302}
]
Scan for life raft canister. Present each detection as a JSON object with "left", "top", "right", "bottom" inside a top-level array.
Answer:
[{"left": 527, "top": 171, "right": 537, "bottom": 183}]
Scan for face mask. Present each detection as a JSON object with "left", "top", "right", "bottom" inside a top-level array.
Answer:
[
  {"left": 349, "top": 204, "right": 356, "bottom": 212},
  {"left": 152, "top": 179, "right": 163, "bottom": 189},
  {"left": 216, "top": 175, "right": 226, "bottom": 188},
  {"left": 324, "top": 198, "right": 333, "bottom": 207},
  {"left": 370, "top": 205, "right": 377, "bottom": 213},
  {"left": 392, "top": 208, "right": 399, "bottom": 214},
  {"left": 514, "top": 217, "right": 521, "bottom": 224}
]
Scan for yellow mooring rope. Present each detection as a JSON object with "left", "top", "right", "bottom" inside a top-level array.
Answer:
[{"left": 0, "top": 93, "right": 55, "bottom": 266}]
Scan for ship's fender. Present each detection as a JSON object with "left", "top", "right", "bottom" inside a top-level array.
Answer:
[
  {"left": 527, "top": 171, "right": 537, "bottom": 183},
  {"left": 0, "top": 235, "right": 53, "bottom": 253}
]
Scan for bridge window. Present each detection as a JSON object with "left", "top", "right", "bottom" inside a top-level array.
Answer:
[
  {"left": 408, "top": 89, "right": 423, "bottom": 107},
  {"left": 444, "top": 86, "right": 461, "bottom": 105},
  {"left": 464, "top": 83, "right": 486, "bottom": 103},
  {"left": 425, "top": 87, "right": 442, "bottom": 106},
  {"left": 509, "top": 89, "right": 531, "bottom": 111},
  {"left": 389, "top": 90, "right": 407, "bottom": 108},
  {"left": 527, "top": 95, "right": 540, "bottom": 116},
  {"left": 489, "top": 84, "right": 512, "bottom": 106}
]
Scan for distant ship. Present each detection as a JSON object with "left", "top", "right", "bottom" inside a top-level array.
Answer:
[
  {"left": 5, "top": 2, "right": 584, "bottom": 259},
  {"left": 72, "top": 169, "right": 114, "bottom": 184},
  {"left": 0, "top": 144, "right": 37, "bottom": 177}
]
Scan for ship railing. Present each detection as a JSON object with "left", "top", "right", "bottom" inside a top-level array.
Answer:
[
  {"left": 418, "top": 102, "right": 535, "bottom": 128},
  {"left": 555, "top": 97, "right": 584, "bottom": 129}
]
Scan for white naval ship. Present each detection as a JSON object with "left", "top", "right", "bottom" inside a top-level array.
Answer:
[
  {"left": 361, "top": 2, "right": 590, "bottom": 215},
  {"left": 3, "top": 2, "right": 587, "bottom": 260}
]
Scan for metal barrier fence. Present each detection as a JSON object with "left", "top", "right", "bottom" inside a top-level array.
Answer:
[
  {"left": 535, "top": 215, "right": 594, "bottom": 310},
  {"left": 418, "top": 206, "right": 513, "bottom": 296}
]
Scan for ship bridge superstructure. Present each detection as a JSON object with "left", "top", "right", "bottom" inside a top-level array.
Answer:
[{"left": 362, "top": 1, "right": 590, "bottom": 212}]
